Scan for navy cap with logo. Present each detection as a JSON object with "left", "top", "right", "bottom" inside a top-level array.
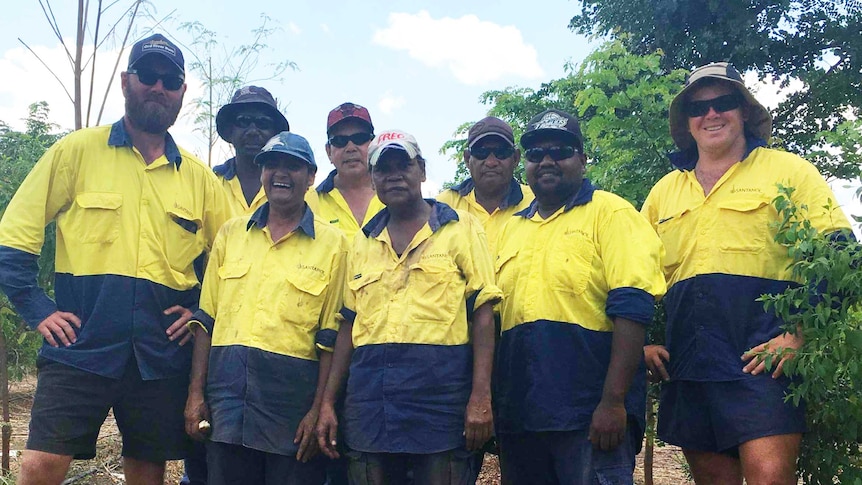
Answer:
[
  {"left": 255, "top": 131, "right": 317, "bottom": 168},
  {"left": 216, "top": 86, "right": 290, "bottom": 141},
  {"left": 128, "top": 33, "right": 184, "bottom": 72},
  {"left": 520, "top": 109, "right": 584, "bottom": 150}
]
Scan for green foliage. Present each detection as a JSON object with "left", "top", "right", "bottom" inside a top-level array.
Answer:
[
  {"left": 758, "top": 185, "right": 862, "bottom": 483},
  {"left": 442, "top": 39, "right": 683, "bottom": 208},
  {"left": 569, "top": 0, "right": 862, "bottom": 181},
  {"left": 0, "top": 102, "right": 65, "bottom": 379},
  {"left": 179, "top": 15, "right": 298, "bottom": 163}
]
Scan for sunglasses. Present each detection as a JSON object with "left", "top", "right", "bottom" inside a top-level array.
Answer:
[
  {"left": 470, "top": 145, "right": 515, "bottom": 161},
  {"left": 234, "top": 115, "right": 276, "bottom": 131},
  {"left": 329, "top": 132, "right": 374, "bottom": 148},
  {"left": 127, "top": 68, "right": 184, "bottom": 91},
  {"left": 524, "top": 145, "right": 578, "bottom": 163},
  {"left": 684, "top": 94, "right": 743, "bottom": 118}
]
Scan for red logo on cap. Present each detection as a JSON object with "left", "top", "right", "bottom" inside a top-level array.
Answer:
[{"left": 378, "top": 132, "right": 404, "bottom": 141}]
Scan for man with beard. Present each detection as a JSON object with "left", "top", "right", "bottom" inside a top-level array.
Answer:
[
  {"left": 306, "top": 102, "right": 385, "bottom": 239},
  {"left": 493, "top": 110, "right": 665, "bottom": 484},
  {"left": 213, "top": 86, "right": 290, "bottom": 215},
  {"left": 0, "top": 33, "right": 231, "bottom": 485}
]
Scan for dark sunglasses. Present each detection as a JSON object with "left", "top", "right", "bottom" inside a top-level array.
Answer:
[
  {"left": 684, "top": 94, "right": 743, "bottom": 118},
  {"left": 524, "top": 145, "right": 578, "bottom": 163},
  {"left": 470, "top": 145, "right": 515, "bottom": 161},
  {"left": 127, "top": 68, "right": 184, "bottom": 91},
  {"left": 234, "top": 115, "right": 276, "bottom": 131},
  {"left": 329, "top": 132, "right": 374, "bottom": 148}
]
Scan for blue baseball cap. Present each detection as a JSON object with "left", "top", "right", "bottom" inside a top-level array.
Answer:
[
  {"left": 255, "top": 132, "right": 316, "bottom": 168},
  {"left": 128, "top": 33, "right": 184, "bottom": 72}
]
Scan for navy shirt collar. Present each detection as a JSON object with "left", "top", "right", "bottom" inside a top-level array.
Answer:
[
  {"left": 108, "top": 119, "right": 183, "bottom": 167},
  {"left": 247, "top": 202, "right": 316, "bottom": 239},
  {"left": 213, "top": 157, "right": 237, "bottom": 179},
  {"left": 517, "top": 178, "right": 596, "bottom": 218},
  {"left": 316, "top": 169, "right": 338, "bottom": 193},
  {"left": 362, "top": 199, "right": 459, "bottom": 238},
  {"left": 668, "top": 136, "right": 767, "bottom": 171},
  {"left": 449, "top": 177, "right": 525, "bottom": 210}
]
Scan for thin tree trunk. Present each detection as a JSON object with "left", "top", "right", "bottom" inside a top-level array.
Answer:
[
  {"left": 74, "top": 0, "right": 85, "bottom": 130},
  {"left": 1, "top": 327, "right": 10, "bottom": 475}
]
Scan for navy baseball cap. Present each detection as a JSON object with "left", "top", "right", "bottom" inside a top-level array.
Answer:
[
  {"left": 255, "top": 132, "right": 316, "bottom": 168},
  {"left": 128, "top": 33, "right": 184, "bottom": 72}
]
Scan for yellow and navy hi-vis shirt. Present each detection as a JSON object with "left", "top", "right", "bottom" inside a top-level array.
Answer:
[
  {"left": 642, "top": 139, "right": 852, "bottom": 382},
  {"left": 437, "top": 177, "right": 534, "bottom": 256},
  {"left": 340, "top": 200, "right": 502, "bottom": 454},
  {"left": 305, "top": 169, "right": 386, "bottom": 239},
  {"left": 190, "top": 203, "right": 347, "bottom": 456},
  {"left": 0, "top": 120, "right": 232, "bottom": 380},
  {"left": 212, "top": 157, "right": 267, "bottom": 216},
  {"left": 495, "top": 179, "right": 666, "bottom": 435}
]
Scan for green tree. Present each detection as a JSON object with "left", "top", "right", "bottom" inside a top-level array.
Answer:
[
  {"left": 179, "top": 16, "right": 297, "bottom": 164},
  {"left": 442, "top": 39, "right": 684, "bottom": 208},
  {"left": 568, "top": 0, "right": 862, "bottom": 181},
  {"left": 0, "top": 102, "right": 66, "bottom": 378},
  {"left": 759, "top": 186, "right": 862, "bottom": 483}
]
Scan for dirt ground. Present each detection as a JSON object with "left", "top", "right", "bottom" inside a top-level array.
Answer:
[{"left": 3, "top": 377, "right": 692, "bottom": 484}]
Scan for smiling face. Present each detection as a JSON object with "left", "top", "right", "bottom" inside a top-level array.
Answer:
[
  {"left": 524, "top": 136, "right": 586, "bottom": 211},
  {"left": 260, "top": 154, "right": 315, "bottom": 213},
  {"left": 686, "top": 82, "right": 749, "bottom": 157}
]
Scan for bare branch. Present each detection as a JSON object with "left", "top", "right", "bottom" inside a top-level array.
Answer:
[
  {"left": 17, "top": 38, "right": 74, "bottom": 104},
  {"left": 39, "top": 0, "right": 76, "bottom": 68},
  {"left": 96, "top": 0, "right": 143, "bottom": 125},
  {"left": 85, "top": 0, "right": 103, "bottom": 127}
]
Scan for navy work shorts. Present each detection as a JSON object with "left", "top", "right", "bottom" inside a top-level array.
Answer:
[
  {"left": 657, "top": 376, "right": 806, "bottom": 455},
  {"left": 27, "top": 356, "right": 191, "bottom": 462}
]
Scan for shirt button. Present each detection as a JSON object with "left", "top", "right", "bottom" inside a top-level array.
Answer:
[{"left": 387, "top": 363, "right": 393, "bottom": 368}]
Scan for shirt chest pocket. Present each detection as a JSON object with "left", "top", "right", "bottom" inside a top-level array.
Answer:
[
  {"left": 68, "top": 192, "right": 123, "bottom": 244},
  {"left": 548, "top": 233, "right": 594, "bottom": 295},
  {"left": 494, "top": 247, "right": 520, "bottom": 298},
  {"left": 406, "top": 260, "right": 462, "bottom": 324},
  {"left": 217, "top": 261, "right": 251, "bottom": 315},
  {"left": 164, "top": 207, "right": 204, "bottom": 272},
  {"left": 717, "top": 198, "right": 770, "bottom": 253},
  {"left": 656, "top": 209, "right": 692, "bottom": 274},
  {"left": 347, "top": 270, "right": 384, "bottom": 332},
  {"left": 281, "top": 270, "right": 329, "bottom": 330}
]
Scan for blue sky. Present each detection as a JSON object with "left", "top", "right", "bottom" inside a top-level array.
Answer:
[
  {"left": 1, "top": 1, "right": 859, "bottom": 224},
  {"left": 0, "top": 0, "right": 595, "bottom": 193}
]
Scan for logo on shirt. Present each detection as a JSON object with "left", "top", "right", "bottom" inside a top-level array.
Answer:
[
  {"left": 730, "top": 186, "right": 761, "bottom": 194},
  {"left": 172, "top": 202, "right": 193, "bottom": 218},
  {"left": 297, "top": 263, "right": 325, "bottom": 276},
  {"left": 421, "top": 253, "right": 449, "bottom": 261},
  {"left": 564, "top": 228, "right": 590, "bottom": 238}
]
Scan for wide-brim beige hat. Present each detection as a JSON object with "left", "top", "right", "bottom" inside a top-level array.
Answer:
[{"left": 669, "top": 62, "right": 772, "bottom": 151}]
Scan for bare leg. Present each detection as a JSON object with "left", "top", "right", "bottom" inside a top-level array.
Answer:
[
  {"left": 739, "top": 433, "right": 801, "bottom": 485},
  {"left": 16, "top": 450, "right": 73, "bottom": 485},
  {"left": 683, "top": 448, "right": 743, "bottom": 485},
  {"left": 124, "top": 457, "right": 166, "bottom": 485}
]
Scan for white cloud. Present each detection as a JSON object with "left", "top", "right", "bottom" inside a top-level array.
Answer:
[
  {"left": 288, "top": 22, "right": 302, "bottom": 36},
  {"left": 320, "top": 23, "right": 330, "bottom": 34},
  {"left": 378, "top": 92, "right": 406, "bottom": 115},
  {"left": 372, "top": 10, "right": 544, "bottom": 86}
]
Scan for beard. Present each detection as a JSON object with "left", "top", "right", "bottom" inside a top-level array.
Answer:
[{"left": 124, "top": 87, "right": 183, "bottom": 134}]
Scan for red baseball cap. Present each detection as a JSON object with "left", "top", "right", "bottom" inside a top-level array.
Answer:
[{"left": 326, "top": 102, "right": 374, "bottom": 135}]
